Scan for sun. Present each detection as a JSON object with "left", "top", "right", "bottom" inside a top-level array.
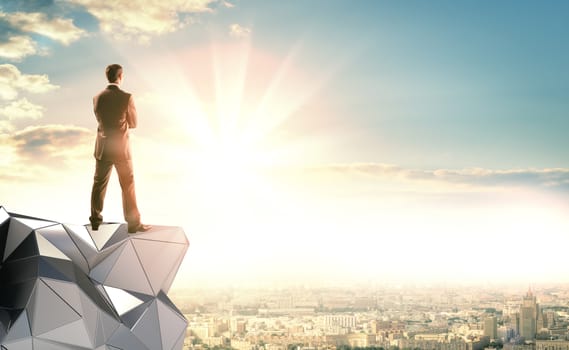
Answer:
[
  {"left": 129, "top": 38, "right": 334, "bottom": 208},
  {"left": 190, "top": 131, "right": 269, "bottom": 192},
  {"left": 145, "top": 41, "right": 311, "bottom": 188}
]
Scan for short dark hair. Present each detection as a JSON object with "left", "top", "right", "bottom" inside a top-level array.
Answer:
[{"left": 105, "top": 64, "right": 123, "bottom": 83}]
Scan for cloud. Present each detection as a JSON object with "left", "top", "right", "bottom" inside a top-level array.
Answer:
[
  {"left": 0, "top": 34, "right": 37, "bottom": 60},
  {"left": 0, "top": 11, "right": 86, "bottom": 45},
  {"left": 0, "top": 0, "right": 58, "bottom": 13},
  {"left": 223, "top": 1, "right": 235, "bottom": 8},
  {"left": 0, "top": 124, "right": 92, "bottom": 183},
  {"left": 0, "top": 98, "right": 44, "bottom": 120},
  {"left": 0, "top": 65, "right": 58, "bottom": 140},
  {"left": 0, "top": 120, "right": 13, "bottom": 133},
  {"left": 0, "top": 64, "right": 59, "bottom": 100},
  {"left": 10, "top": 124, "right": 92, "bottom": 162},
  {"left": 68, "top": 0, "right": 216, "bottom": 42},
  {"left": 0, "top": 10, "right": 85, "bottom": 60},
  {"left": 229, "top": 23, "right": 251, "bottom": 38},
  {"left": 425, "top": 168, "right": 569, "bottom": 188},
  {"left": 310, "top": 163, "right": 569, "bottom": 190}
]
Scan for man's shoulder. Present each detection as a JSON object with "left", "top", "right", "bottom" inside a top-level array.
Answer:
[
  {"left": 115, "top": 87, "right": 132, "bottom": 99},
  {"left": 95, "top": 86, "right": 132, "bottom": 99}
]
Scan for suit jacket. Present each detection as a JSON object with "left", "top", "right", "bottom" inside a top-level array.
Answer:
[{"left": 93, "top": 85, "right": 137, "bottom": 161}]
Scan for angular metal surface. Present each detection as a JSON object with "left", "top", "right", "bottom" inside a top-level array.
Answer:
[
  {"left": 30, "top": 280, "right": 82, "bottom": 335},
  {"left": 41, "top": 278, "right": 83, "bottom": 315},
  {"left": 36, "top": 233, "right": 71, "bottom": 261},
  {"left": 89, "top": 224, "right": 125, "bottom": 251},
  {"left": 37, "top": 225, "right": 88, "bottom": 272},
  {"left": 90, "top": 243, "right": 126, "bottom": 284},
  {"left": 0, "top": 209, "right": 189, "bottom": 349},
  {"left": 131, "top": 301, "right": 162, "bottom": 350},
  {"left": 36, "top": 318, "right": 93, "bottom": 348},
  {"left": 2, "top": 311, "right": 30, "bottom": 343},
  {"left": 3, "top": 219, "right": 35, "bottom": 262},
  {"left": 0, "top": 207, "right": 9, "bottom": 225},
  {"left": 103, "top": 286, "right": 144, "bottom": 316},
  {"left": 157, "top": 298, "right": 187, "bottom": 350},
  {"left": 106, "top": 324, "right": 150, "bottom": 350},
  {"left": 104, "top": 241, "right": 153, "bottom": 295},
  {"left": 131, "top": 238, "right": 187, "bottom": 294}
]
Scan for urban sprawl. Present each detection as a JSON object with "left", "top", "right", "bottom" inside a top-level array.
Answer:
[{"left": 170, "top": 285, "right": 569, "bottom": 350}]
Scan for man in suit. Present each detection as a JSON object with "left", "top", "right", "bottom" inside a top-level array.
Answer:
[{"left": 89, "top": 64, "right": 151, "bottom": 233}]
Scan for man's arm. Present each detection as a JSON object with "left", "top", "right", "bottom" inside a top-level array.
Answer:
[
  {"left": 93, "top": 96, "right": 101, "bottom": 123},
  {"left": 127, "top": 94, "right": 138, "bottom": 129}
]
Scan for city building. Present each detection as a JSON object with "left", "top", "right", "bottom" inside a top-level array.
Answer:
[
  {"left": 484, "top": 316, "right": 498, "bottom": 340},
  {"left": 347, "top": 333, "right": 376, "bottom": 347},
  {"left": 536, "top": 340, "right": 569, "bottom": 350},
  {"left": 520, "top": 289, "right": 540, "bottom": 340}
]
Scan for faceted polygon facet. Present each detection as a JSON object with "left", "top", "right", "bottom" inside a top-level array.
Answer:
[
  {"left": 0, "top": 207, "right": 189, "bottom": 349},
  {"left": 30, "top": 279, "right": 82, "bottom": 335},
  {"left": 132, "top": 301, "right": 162, "bottom": 350},
  {"left": 103, "top": 286, "right": 144, "bottom": 316},
  {"left": 104, "top": 241, "right": 153, "bottom": 295},
  {"left": 38, "top": 225, "right": 88, "bottom": 271},
  {"left": 132, "top": 239, "right": 187, "bottom": 294}
]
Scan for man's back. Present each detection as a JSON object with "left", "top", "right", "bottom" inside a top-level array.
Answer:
[
  {"left": 93, "top": 85, "right": 137, "bottom": 161},
  {"left": 94, "top": 86, "right": 131, "bottom": 131}
]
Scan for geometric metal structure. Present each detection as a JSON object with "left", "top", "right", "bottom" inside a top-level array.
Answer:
[{"left": 0, "top": 206, "right": 189, "bottom": 349}]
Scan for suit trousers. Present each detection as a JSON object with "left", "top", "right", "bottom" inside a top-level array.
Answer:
[{"left": 90, "top": 159, "right": 141, "bottom": 226}]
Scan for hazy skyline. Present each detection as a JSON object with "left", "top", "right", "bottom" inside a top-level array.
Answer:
[{"left": 1, "top": 1, "right": 568, "bottom": 288}]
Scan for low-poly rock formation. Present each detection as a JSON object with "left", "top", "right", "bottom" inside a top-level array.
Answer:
[{"left": 0, "top": 206, "right": 189, "bottom": 349}]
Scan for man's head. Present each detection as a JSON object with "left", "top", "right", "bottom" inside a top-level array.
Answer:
[{"left": 105, "top": 64, "right": 123, "bottom": 84}]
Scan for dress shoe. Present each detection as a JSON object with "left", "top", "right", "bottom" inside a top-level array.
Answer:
[
  {"left": 128, "top": 223, "right": 152, "bottom": 234},
  {"left": 90, "top": 223, "right": 100, "bottom": 231}
]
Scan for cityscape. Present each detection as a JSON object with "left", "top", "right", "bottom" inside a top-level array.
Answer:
[
  {"left": 0, "top": 1, "right": 568, "bottom": 349},
  {"left": 170, "top": 284, "right": 569, "bottom": 350}
]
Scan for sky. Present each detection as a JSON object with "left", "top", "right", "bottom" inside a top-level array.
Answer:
[{"left": 1, "top": 0, "right": 569, "bottom": 289}]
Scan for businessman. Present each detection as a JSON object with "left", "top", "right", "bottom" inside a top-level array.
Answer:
[{"left": 89, "top": 64, "right": 151, "bottom": 234}]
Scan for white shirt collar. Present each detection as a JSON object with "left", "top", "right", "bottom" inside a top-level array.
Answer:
[{"left": 108, "top": 82, "right": 120, "bottom": 87}]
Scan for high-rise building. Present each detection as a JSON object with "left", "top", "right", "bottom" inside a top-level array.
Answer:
[
  {"left": 508, "top": 313, "right": 520, "bottom": 337},
  {"left": 484, "top": 316, "right": 498, "bottom": 339},
  {"left": 536, "top": 340, "right": 569, "bottom": 350},
  {"left": 325, "top": 315, "right": 357, "bottom": 329},
  {"left": 519, "top": 289, "right": 539, "bottom": 340},
  {"left": 545, "top": 311, "right": 557, "bottom": 329}
]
